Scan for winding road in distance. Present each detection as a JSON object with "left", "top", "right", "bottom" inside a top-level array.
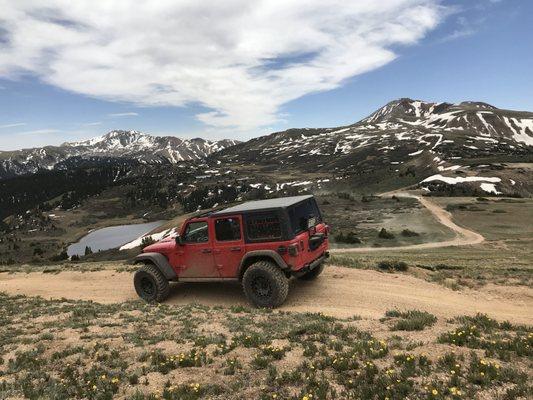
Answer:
[{"left": 330, "top": 192, "right": 485, "bottom": 254}]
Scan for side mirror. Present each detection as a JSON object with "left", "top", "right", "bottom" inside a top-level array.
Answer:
[{"left": 175, "top": 235, "right": 184, "bottom": 246}]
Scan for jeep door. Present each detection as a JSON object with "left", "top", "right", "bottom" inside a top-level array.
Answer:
[
  {"left": 175, "top": 219, "right": 218, "bottom": 278},
  {"left": 212, "top": 215, "right": 244, "bottom": 278}
]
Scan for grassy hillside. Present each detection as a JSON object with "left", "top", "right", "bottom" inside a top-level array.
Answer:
[{"left": 329, "top": 197, "right": 533, "bottom": 289}]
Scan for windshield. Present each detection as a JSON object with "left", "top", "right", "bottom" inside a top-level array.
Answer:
[{"left": 288, "top": 198, "right": 322, "bottom": 235}]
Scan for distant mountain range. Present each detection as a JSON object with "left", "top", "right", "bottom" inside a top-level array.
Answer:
[
  {"left": 1, "top": 98, "right": 531, "bottom": 191},
  {"left": 215, "top": 98, "right": 533, "bottom": 172},
  {"left": 0, "top": 131, "right": 240, "bottom": 178}
]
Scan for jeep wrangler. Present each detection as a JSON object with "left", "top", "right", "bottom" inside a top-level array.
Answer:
[{"left": 133, "top": 195, "right": 329, "bottom": 308}]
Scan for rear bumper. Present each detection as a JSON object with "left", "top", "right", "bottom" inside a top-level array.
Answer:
[{"left": 293, "top": 251, "right": 329, "bottom": 278}]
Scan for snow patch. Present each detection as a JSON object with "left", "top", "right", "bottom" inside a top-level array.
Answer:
[
  {"left": 437, "top": 165, "right": 462, "bottom": 172},
  {"left": 421, "top": 174, "right": 501, "bottom": 185},
  {"left": 120, "top": 228, "right": 177, "bottom": 250},
  {"left": 480, "top": 183, "right": 502, "bottom": 195},
  {"left": 504, "top": 117, "right": 533, "bottom": 146}
]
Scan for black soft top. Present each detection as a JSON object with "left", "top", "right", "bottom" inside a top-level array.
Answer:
[{"left": 211, "top": 195, "right": 314, "bottom": 216}]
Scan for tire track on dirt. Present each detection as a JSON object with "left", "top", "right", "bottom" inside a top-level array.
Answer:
[{"left": 0, "top": 266, "right": 530, "bottom": 324}]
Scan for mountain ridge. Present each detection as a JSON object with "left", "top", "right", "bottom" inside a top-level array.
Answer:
[
  {"left": 1, "top": 98, "right": 532, "bottom": 186},
  {"left": 0, "top": 130, "right": 240, "bottom": 178},
  {"left": 214, "top": 98, "right": 532, "bottom": 167}
]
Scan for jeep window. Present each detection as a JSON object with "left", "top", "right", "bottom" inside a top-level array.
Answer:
[
  {"left": 288, "top": 198, "right": 322, "bottom": 234},
  {"left": 246, "top": 213, "right": 282, "bottom": 241},
  {"left": 215, "top": 217, "right": 241, "bottom": 241},
  {"left": 183, "top": 221, "right": 209, "bottom": 243}
]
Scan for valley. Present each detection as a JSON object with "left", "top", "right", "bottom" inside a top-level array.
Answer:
[
  {"left": 1, "top": 98, "right": 532, "bottom": 266},
  {"left": 0, "top": 98, "right": 532, "bottom": 399}
]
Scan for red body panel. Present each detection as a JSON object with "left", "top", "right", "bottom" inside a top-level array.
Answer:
[{"left": 143, "top": 215, "right": 329, "bottom": 278}]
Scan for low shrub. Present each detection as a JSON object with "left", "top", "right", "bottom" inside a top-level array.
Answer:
[
  {"left": 334, "top": 231, "right": 362, "bottom": 244},
  {"left": 361, "top": 195, "right": 378, "bottom": 203},
  {"left": 401, "top": 229, "right": 420, "bottom": 237},
  {"left": 377, "top": 260, "right": 408, "bottom": 272},
  {"left": 378, "top": 228, "right": 395, "bottom": 239},
  {"left": 141, "top": 236, "right": 156, "bottom": 249},
  {"left": 385, "top": 310, "right": 437, "bottom": 331},
  {"left": 446, "top": 203, "right": 469, "bottom": 211}
]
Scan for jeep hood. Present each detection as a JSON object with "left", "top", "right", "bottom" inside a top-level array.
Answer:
[{"left": 143, "top": 239, "right": 175, "bottom": 254}]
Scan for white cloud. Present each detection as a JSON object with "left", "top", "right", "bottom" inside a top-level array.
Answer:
[
  {"left": 0, "top": 122, "right": 26, "bottom": 129},
  {"left": 438, "top": 16, "right": 476, "bottom": 42},
  {"left": 107, "top": 112, "right": 138, "bottom": 117},
  {"left": 17, "top": 129, "right": 61, "bottom": 135},
  {"left": 82, "top": 121, "right": 102, "bottom": 126},
  {"left": 0, "top": 1, "right": 447, "bottom": 132}
]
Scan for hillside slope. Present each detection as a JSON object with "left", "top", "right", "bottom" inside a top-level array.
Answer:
[{"left": 212, "top": 98, "right": 533, "bottom": 195}]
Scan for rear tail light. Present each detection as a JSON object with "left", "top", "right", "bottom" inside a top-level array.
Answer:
[{"left": 288, "top": 244, "right": 299, "bottom": 256}]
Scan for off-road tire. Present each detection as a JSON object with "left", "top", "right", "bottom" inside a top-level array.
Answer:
[
  {"left": 297, "top": 263, "right": 325, "bottom": 281},
  {"left": 134, "top": 263, "right": 170, "bottom": 303},
  {"left": 242, "top": 261, "right": 289, "bottom": 308}
]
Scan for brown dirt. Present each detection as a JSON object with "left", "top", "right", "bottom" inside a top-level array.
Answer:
[{"left": 1, "top": 265, "right": 530, "bottom": 324}]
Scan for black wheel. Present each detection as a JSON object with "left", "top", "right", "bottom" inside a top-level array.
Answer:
[
  {"left": 297, "top": 263, "right": 325, "bottom": 281},
  {"left": 242, "top": 260, "right": 289, "bottom": 308},
  {"left": 134, "top": 263, "right": 170, "bottom": 302}
]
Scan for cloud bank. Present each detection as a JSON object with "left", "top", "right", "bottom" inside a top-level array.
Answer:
[
  {"left": 0, "top": 1, "right": 446, "bottom": 132},
  {"left": 108, "top": 112, "right": 139, "bottom": 117}
]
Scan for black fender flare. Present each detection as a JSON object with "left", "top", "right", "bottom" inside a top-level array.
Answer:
[
  {"left": 134, "top": 252, "right": 177, "bottom": 280},
  {"left": 238, "top": 250, "right": 288, "bottom": 279}
]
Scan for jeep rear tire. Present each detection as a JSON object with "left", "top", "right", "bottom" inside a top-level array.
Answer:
[
  {"left": 297, "top": 263, "right": 325, "bottom": 281},
  {"left": 242, "top": 261, "right": 289, "bottom": 308},
  {"left": 134, "top": 263, "right": 170, "bottom": 303}
]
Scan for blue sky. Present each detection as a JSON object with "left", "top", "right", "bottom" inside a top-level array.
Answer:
[{"left": 0, "top": 0, "right": 532, "bottom": 150}]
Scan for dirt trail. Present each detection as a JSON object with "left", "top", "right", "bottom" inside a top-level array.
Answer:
[
  {"left": 1, "top": 266, "right": 530, "bottom": 324},
  {"left": 331, "top": 193, "right": 485, "bottom": 253}
]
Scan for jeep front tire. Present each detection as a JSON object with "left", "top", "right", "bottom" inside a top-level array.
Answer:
[
  {"left": 134, "top": 263, "right": 170, "bottom": 303},
  {"left": 242, "top": 261, "right": 289, "bottom": 308}
]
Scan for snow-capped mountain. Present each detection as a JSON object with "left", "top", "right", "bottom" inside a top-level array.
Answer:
[
  {"left": 210, "top": 98, "right": 532, "bottom": 197},
  {"left": 0, "top": 131, "right": 240, "bottom": 178},
  {"left": 2, "top": 99, "right": 531, "bottom": 196},
  {"left": 215, "top": 98, "right": 532, "bottom": 171}
]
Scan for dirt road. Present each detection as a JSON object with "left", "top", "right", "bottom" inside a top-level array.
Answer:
[
  {"left": 1, "top": 266, "right": 530, "bottom": 324},
  {"left": 331, "top": 193, "right": 485, "bottom": 253}
]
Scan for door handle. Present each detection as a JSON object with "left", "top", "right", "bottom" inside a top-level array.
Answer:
[
  {"left": 230, "top": 247, "right": 241, "bottom": 252},
  {"left": 201, "top": 249, "right": 212, "bottom": 254}
]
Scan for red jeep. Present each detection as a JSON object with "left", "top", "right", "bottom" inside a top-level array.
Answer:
[{"left": 133, "top": 195, "right": 329, "bottom": 307}]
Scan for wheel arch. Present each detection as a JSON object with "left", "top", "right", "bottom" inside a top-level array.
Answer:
[
  {"left": 134, "top": 252, "right": 177, "bottom": 280},
  {"left": 238, "top": 250, "right": 289, "bottom": 281}
]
